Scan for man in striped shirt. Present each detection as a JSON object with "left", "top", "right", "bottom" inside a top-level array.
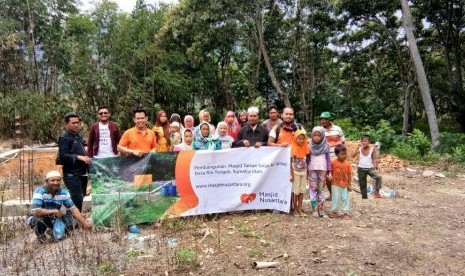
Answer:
[{"left": 28, "top": 170, "right": 91, "bottom": 243}]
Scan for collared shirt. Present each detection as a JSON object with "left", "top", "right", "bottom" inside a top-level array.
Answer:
[
  {"left": 119, "top": 127, "right": 157, "bottom": 153},
  {"left": 57, "top": 131, "right": 88, "bottom": 175},
  {"left": 31, "top": 185, "right": 75, "bottom": 213}
]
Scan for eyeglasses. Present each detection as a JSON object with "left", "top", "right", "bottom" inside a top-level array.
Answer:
[{"left": 99, "top": 112, "right": 108, "bottom": 115}]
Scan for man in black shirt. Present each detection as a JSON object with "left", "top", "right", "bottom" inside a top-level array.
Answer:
[
  {"left": 57, "top": 112, "right": 91, "bottom": 211},
  {"left": 233, "top": 107, "right": 268, "bottom": 148}
]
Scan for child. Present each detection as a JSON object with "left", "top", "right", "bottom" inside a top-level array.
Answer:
[
  {"left": 290, "top": 130, "right": 310, "bottom": 217},
  {"left": 173, "top": 129, "right": 194, "bottom": 151},
  {"left": 169, "top": 122, "right": 182, "bottom": 146},
  {"left": 352, "top": 135, "right": 383, "bottom": 199},
  {"left": 216, "top": 122, "right": 234, "bottom": 149},
  {"left": 308, "top": 126, "right": 332, "bottom": 218},
  {"left": 328, "top": 145, "right": 352, "bottom": 219}
]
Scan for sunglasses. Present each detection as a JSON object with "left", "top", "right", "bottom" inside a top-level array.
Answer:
[{"left": 99, "top": 112, "right": 109, "bottom": 115}]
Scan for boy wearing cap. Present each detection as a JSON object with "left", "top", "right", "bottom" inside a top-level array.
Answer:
[{"left": 28, "top": 170, "right": 92, "bottom": 243}]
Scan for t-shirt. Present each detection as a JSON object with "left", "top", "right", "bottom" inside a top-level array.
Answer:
[
  {"left": 94, "top": 123, "right": 116, "bottom": 158},
  {"left": 262, "top": 119, "right": 282, "bottom": 132},
  {"left": 119, "top": 127, "right": 157, "bottom": 153},
  {"left": 291, "top": 157, "right": 307, "bottom": 174},
  {"left": 269, "top": 124, "right": 306, "bottom": 145},
  {"left": 324, "top": 124, "right": 345, "bottom": 151},
  {"left": 31, "top": 186, "right": 75, "bottom": 212},
  {"left": 331, "top": 159, "right": 352, "bottom": 188}
]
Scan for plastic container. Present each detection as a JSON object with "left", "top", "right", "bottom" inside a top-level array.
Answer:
[
  {"left": 128, "top": 224, "right": 141, "bottom": 234},
  {"left": 169, "top": 185, "right": 177, "bottom": 196},
  {"left": 161, "top": 185, "right": 170, "bottom": 197}
]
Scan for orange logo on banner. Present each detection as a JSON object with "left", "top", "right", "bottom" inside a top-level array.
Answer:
[{"left": 240, "top": 193, "right": 256, "bottom": 204}]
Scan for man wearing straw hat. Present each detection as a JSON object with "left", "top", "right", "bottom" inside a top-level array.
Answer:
[{"left": 28, "top": 170, "right": 92, "bottom": 243}]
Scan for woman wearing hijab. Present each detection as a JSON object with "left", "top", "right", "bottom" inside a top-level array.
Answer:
[
  {"left": 194, "top": 109, "right": 215, "bottom": 139},
  {"left": 193, "top": 122, "right": 221, "bottom": 150},
  {"left": 173, "top": 129, "right": 194, "bottom": 151},
  {"left": 224, "top": 111, "right": 241, "bottom": 141},
  {"left": 152, "top": 110, "right": 171, "bottom": 152},
  {"left": 184, "top": 115, "right": 195, "bottom": 131},
  {"left": 216, "top": 122, "right": 234, "bottom": 149},
  {"left": 170, "top": 113, "right": 185, "bottom": 133},
  {"left": 237, "top": 110, "right": 248, "bottom": 127}
]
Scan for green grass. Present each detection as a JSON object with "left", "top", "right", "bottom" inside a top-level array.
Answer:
[{"left": 175, "top": 248, "right": 197, "bottom": 270}]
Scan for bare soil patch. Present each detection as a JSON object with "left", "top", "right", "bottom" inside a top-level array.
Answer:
[{"left": 1, "top": 167, "right": 465, "bottom": 275}]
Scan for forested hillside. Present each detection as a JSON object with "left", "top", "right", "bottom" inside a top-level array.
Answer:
[{"left": 0, "top": 0, "right": 464, "bottom": 144}]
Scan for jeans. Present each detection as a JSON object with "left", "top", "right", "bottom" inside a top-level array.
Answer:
[
  {"left": 331, "top": 185, "right": 350, "bottom": 213},
  {"left": 357, "top": 167, "right": 382, "bottom": 198},
  {"left": 63, "top": 175, "right": 88, "bottom": 211},
  {"left": 28, "top": 214, "right": 77, "bottom": 236}
]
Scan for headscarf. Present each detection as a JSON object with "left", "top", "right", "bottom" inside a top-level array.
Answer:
[
  {"left": 291, "top": 130, "right": 310, "bottom": 158},
  {"left": 184, "top": 115, "right": 195, "bottom": 130},
  {"left": 194, "top": 122, "right": 220, "bottom": 150},
  {"left": 155, "top": 110, "right": 170, "bottom": 143},
  {"left": 173, "top": 129, "right": 194, "bottom": 151},
  {"left": 224, "top": 111, "right": 241, "bottom": 140},
  {"left": 216, "top": 121, "right": 233, "bottom": 149},
  {"left": 310, "top": 126, "right": 330, "bottom": 156},
  {"left": 170, "top": 113, "right": 184, "bottom": 130},
  {"left": 238, "top": 110, "right": 248, "bottom": 127}
]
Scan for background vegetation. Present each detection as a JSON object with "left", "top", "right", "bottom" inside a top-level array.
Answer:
[{"left": 0, "top": 0, "right": 464, "bottom": 161}]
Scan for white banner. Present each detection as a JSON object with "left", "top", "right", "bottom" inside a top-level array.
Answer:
[{"left": 178, "top": 147, "right": 291, "bottom": 216}]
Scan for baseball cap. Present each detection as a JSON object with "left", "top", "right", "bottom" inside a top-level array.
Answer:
[{"left": 319, "top": 111, "right": 332, "bottom": 119}]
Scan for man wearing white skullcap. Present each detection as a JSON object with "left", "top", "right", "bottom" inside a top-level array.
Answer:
[{"left": 27, "top": 170, "right": 92, "bottom": 243}]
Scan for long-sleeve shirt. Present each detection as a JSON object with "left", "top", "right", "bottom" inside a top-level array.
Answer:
[
  {"left": 57, "top": 131, "right": 88, "bottom": 176},
  {"left": 232, "top": 124, "right": 269, "bottom": 148}
]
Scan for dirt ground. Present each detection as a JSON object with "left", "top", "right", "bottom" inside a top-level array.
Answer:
[{"left": 1, "top": 166, "right": 465, "bottom": 275}]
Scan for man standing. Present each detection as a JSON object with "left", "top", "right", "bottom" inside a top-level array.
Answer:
[
  {"left": 268, "top": 107, "right": 304, "bottom": 147},
  {"left": 262, "top": 106, "right": 282, "bottom": 132},
  {"left": 87, "top": 106, "right": 121, "bottom": 158},
  {"left": 319, "top": 111, "right": 345, "bottom": 199},
  {"left": 57, "top": 112, "right": 91, "bottom": 212},
  {"left": 117, "top": 108, "right": 157, "bottom": 157},
  {"left": 28, "top": 170, "right": 92, "bottom": 243},
  {"left": 233, "top": 107, "right": 268, "bottom": 148}
]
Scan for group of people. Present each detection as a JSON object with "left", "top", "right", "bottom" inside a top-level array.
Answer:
[{"left": 28, "top": 105, "right": 383, "bottom": 242}]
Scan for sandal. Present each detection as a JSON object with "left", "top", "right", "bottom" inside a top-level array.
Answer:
[
  {"left": 327, "top": 211, "right": 339, "bottom": 218},
  {"left": 342, "top": 213, "right": 350, "bottom": 220},
  {"left": 312, "top": 212, "right": 320, "bottom": 218},
  {"left": 374, "top": 193, "right": 384, "bottom": 199}
]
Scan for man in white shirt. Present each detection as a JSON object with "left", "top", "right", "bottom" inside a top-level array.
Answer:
[{"left": 87, "top": 106, "right": 122, "bottom": 158}]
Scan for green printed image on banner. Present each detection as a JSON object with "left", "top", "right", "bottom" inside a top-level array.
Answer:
[{"left": 90, "top": 152, "right": 178, "bottom": 228}]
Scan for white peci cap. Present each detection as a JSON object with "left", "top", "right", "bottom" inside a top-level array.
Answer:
[{"left": 45, "top": 170, "right": 62, "bottom": 180}]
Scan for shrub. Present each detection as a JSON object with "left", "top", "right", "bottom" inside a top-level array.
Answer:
[
  {"left": 175, "top": 248, "right": 197, "bottom": 270},
  {"left": 392, "top": 143, "right": 420, "bottom": 160},
  {"left": 408, "top": 129, "right": 431, "bottom": 157}
]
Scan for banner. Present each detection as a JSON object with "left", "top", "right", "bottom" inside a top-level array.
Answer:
[{"left": 90, "top": 147, "right": 291, "bottom": 227}]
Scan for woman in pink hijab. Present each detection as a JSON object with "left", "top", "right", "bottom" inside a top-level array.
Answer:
[
  {"left": 224, "top": 111, "right": 241, "bottom": 141},
  {"left": 184, "top": 115, "right": 195, "bottom": 131}
]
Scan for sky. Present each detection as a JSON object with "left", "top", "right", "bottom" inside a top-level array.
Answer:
[{"left": 80, "top": 0, "right": 178, "bottom": 13}]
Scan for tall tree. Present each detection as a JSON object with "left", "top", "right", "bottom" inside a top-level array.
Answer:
[{"left": 400, "top": 0, "right": 440, "bottom": 150}]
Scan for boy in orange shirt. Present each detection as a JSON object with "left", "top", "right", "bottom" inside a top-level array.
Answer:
[{"left": 328, "top": 145, "right": 352, "bottom": 219}]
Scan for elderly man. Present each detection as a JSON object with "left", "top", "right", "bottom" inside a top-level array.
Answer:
[
  {"left": 28, "top": 170, "right": 92, "bottom": 243},
  {"left": 319, "top": 111, "right": 345, "bottom": 199},
  {"left": 117, "top": 108, "right": 157, "bottom": 157},
  {"left": 57, "top": 112, "right": 91, "bottom": 212},
  {"left": 87, "top": 106, "right": 121, "bottom": 158},
  {"left": 233, "top": 107, "right": 268, "bottom": 148}
]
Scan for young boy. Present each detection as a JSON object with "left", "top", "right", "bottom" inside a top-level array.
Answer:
[
  {"left": 351, "top": 135, "right": 383, "bottom": 199},
  {"left": 328, "top": 145, "right": 352, "bottom": 219}
]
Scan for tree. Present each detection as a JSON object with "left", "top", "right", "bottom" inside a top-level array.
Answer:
[{"left": 400, "top": 0, "right": 440, "bottom": 150}]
